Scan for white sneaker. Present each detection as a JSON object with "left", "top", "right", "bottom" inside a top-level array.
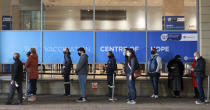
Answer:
[
  {"left": 109, "top": 98, "right": 117, "bottom": 101},
  {"left": 151, "top": 94, "right": 155, "bottom": 98},
  {"left": 195, "top": 100, "right": 204, "bottom": 104},
  {"left": 205, "top": 100, "right": 209, "bottom": 103},
  {"left": 127, "top": 100, "right": 136, "bottom": 104},
  {"left": 154, "top": 95, "right": 158, "bottom": 99}
]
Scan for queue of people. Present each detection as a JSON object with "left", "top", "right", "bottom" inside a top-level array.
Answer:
[{"left": 5, "top": 47, "right": 207, "bottom": 105}]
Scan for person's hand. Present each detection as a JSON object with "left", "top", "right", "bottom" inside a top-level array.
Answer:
[
  {"left": 11, "top": 80, "right": 15, "bottom": 85},
  {"left": 63, "top": 66, "right": 65, "bottom": 69},
  {"left": 129, "top": 75, "right": 132, "bottom": 80},
  {"left": 170, "top": 67, "right": 175, "bottom": 69},
  {"left": 191, "top": 68, "right": 194, "bottom": 71}
]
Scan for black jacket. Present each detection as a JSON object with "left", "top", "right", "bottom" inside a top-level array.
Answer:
[
  {"left": 194, "top": 57, "right": 206, "bottom": 78},
  {"left": 125, "top": 56, "right": 138, "bottom": 76},
  {"left": 12, "top": 59, "right": 23, "bottom": 82},
  {"left": 63, "top": 53, "right": 73, "bottom": 70},
  {"left": 106, "top": 56, "right": 117, "bottom": 74}
]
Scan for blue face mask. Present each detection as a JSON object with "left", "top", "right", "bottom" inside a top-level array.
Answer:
[{"left": 195, "top": 56, "right": 198, "bottom": 60}]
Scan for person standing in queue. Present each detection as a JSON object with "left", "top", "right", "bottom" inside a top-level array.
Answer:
[
  {"left": 190, "top": 58, "right": 199, "bottom": 99},
  {"left": 6, "top": 53, "right": 23, "bottom": 105},
  {"left": 105, "top": 51, "right": 117, "bottom": 101},
  {"left": 167, "top": 55, "right": 184, "bottom": 97},
  {"left": 25, "top": 48, "right": 38, "bottom": 102},
  {"left": 191, "top": 52, "right": 206, "bottom": 104},
  {"left": 76, "top": 47, "right": 88, "bottom": 103},
  {"left": 125, "top": 49, "right": 138, "bottom": 104},
  {"left": 148, "top": 48, "right": 162, "bottom": 99},
  {"left": 62, "top": 48, "right": 73, "bottom": 96}
]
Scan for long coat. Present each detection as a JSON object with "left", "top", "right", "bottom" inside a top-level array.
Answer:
[{"left": 167, "top": 59, "right": 184, "bottom": 91}]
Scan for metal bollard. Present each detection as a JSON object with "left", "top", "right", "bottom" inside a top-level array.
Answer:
[{"left": 207, "top": 75, "right": 210, "bottom": 102}]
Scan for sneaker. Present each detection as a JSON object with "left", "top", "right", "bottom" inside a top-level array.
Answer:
[
  {"left": 28, "top": 95, "right": 37, "bottom": 102},
  {"left": 63, "top": 94, "right": 71, "bottom": 97},
  {"left": 205, "top": 100, "right": 209, "bottom": 103},
  {"left": 195, "top": 100, "right": 204, "bottom": 104},
  {"left": 151, "top": 94, "right": 155, "bottom": 98},
  {"left": 76, "top": 97, "right": 87, "bottom": 103},
  {"left": 154, "top": 95, "right": 158, "bottom": 99},
  {"left": 127, "top": 100, "right": 136, "bottom": 104},
  {"left": 109, "top": 97, "right": 117, "bottom": 101}
]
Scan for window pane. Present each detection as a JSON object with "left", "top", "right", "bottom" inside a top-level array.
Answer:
[
  {"left": 42, "top": 0, "right": 93, "bottom": 30},
  {"left": 148, "top": 0, "right": 197, "bottom": 30},
  {"left": 0, "top": 0, "right": 41, "bottom": 30},
  {"left": 95, "top": 0, "right": 145, "bottom": 30}
]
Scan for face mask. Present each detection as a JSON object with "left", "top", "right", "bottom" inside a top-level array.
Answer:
[
  {"left": 123, "top": 52, "right": 126, "bottom": 56},
  {"left": 63, "top": 51, "right": 66, "bottom": 54},
  {"left": 127, "top": 52, "right": 131, "bottom": 57},
  {"left": 108, "top": 56, "right": 112, "bottom": 58},
  {"left": 195, "top": 56, "right": 198, "bottom": 60},
  {"left": 78, "top": 52, "right": 81, "bottom": 56},
  {"left": 151, "top": 51, "right": 155, "bottom": 55},
  {"left": 13, "top": 57, "right": 16, "bottom": 61}
]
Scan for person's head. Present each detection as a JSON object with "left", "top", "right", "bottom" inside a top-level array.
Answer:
[
  {"left": 127, "top": 48, "right": 135, "bottom": 58},
  {"left": 77, "top": 47, "right": 85, "bottom": 56},
  {"left": 174, "top": 55, "right": 181, "bottom": 61},
  {"left": 151, "top": 48, "right": 157, "bottom": 55},
  {"left": 30, "top": 48, "right": 36, "bottom": 54},
  {"left": 123, "top": 48, "right": 129, "bottom": 56},
  {"left": 13, "top": 53, "right": 20, "bottom": 60},
  {"left": 107, "top": 51, "right": 114, "bottom": 58},
  {"left": 26, "top": 51, "right": 31, "bottom": 57},
  {"left": 63, "top": 48, "right": 70, "bottom": 54},
  {"left": 194, "top": 52, "right": 200, "bottom": 60}
]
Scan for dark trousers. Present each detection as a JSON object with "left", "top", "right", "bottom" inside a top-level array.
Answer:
[
  {"left": 27, "top": 79, "right": 37, "bottom": 95},
  {"left": 195, "top": 77, "right": 205, "bottom": 102},
  {"left": 194, "top": 87, "right": 199, "bottom": 99},
  {"left": 7, "top": 82, "right": 23, "bottom": 104},
  {"left": 150, "top": 75, "right": 160, "bottom": 95},
  {"left": 126, "top": 75, "right": 136, "bottom": 100},
  {"left": 64, "top": 73, "right": 70, "bottom": 95},
  {"left": 107, "top": 74, "right": 114, "bottom": 97},
  {"left": 174, "top": 91, "right": 180, "bottom": 96}
]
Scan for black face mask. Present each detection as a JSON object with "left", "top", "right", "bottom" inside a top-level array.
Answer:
[
  {"left": 151, "top": 51, "right": 155, "bottom": 55},
  {"left": 63, "top": 51, "right": 66, "bottom": 54},
  {"left": 78, "top": 52, "right": 81, "bottom": 56},
  {"left": 108, "top": 56, "right": 112, "bottom": 58},
  {"left": 13, "top": 57, "right": 16, "bottom": 61}
]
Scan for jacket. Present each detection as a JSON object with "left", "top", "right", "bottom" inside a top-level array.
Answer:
[
  {"left": 106, "top": 56, "right": 117, "bottom": 74},
  {"left": 125, "top": 56, "right": 138, "bottom": 76},
  {"left": 76, "top": 53, "right": 88, "bottom": 74},
  {"left": 194, "top": 57, "right": 206, "bottom": 78},
  {"left": 25, "top": 54, "right": 38, "bottom": 80},
  {"left": 148, "top": 54, "right": 162, "bottom": 73},
  {"left": 12, "top": 59, "right": 23, "bottom": 82},
  {"left": 62, "top": 53, "right": 73, "bottom": 75}
]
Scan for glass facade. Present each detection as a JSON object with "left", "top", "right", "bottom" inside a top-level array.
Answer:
[{"left": 0, "top": 0, "right": 198, "bottom": 79}]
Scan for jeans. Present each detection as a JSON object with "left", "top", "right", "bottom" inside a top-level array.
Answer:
[
  {"left": 7, "top": 81, "right": 23, "bottom": 104},
  {"left": 63, "top": 73, "right": 70, "bottom": 95},
  {"left": 107, "top": 74, "right": 115, "bottom": 97},
  {"left": 126, "top": 74, "right": 136, "bottom": 100},
  {"left": 195, "top": 77, "right": 205, "bottom": 102},
  {"left": 27, "top": 79, "right": 37, "bottom": 95},
  {"left": 78, "top": 74, "right": 87, "bottom": 98},
  {"left": 150, "top": 74, "right": 160, "bottom": 95}
]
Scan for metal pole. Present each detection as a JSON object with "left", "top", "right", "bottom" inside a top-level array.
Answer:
[
  {"left": 93, "top": 0, "right": 96, "bottom": 79},
  {"left": 196, "top": 0, "right": 200, "bottom": 53},
  {"left": 145, "top": 0, "right": 148, "bottom": 77},
  {"left": 207, "top": 75, "right": 210, "bottom": 102},
  {"left": 40, "top": 0, "right": 43, "bottom": 79}
]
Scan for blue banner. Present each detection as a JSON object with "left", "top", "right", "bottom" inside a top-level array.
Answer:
[
  {"left": 43, "top": 31, "right": 93, "bottom": 63},
  {"left": 148, "top": 31, "right": 197, "bottom": 62},
  {"left": 0, "top": 31, "right": 41, "bottom": 63},
  {"left": 96, "top": 31, "right": 146, "bottom": 63}
]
